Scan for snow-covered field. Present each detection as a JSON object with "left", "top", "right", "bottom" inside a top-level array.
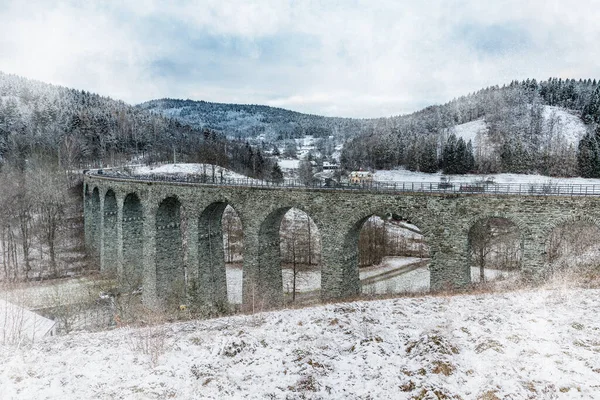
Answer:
[
  {"left": 1, "top": 286, "right": 599, "bottom": 399},
  {"left": 277, "top": 159, "right": 300, "bottom": 170},
  {"left": 132, "top": 163, "right": 252, "bottom": 181},
  {"left": 125, "top": 161, "right": 600, "bottom": 188},
  {"left": 374, "top": 168, "right": 600, "bottom": 186},
  {"left": 542, "top": 105, "right": 588, "bottom": 145}
]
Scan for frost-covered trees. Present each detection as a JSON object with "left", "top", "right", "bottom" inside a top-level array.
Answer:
[
  {"left": 0, "top": 158, "right": 76, "bottom": 281},
  {"left": 0, "top": 72, "right": 276, "bottom": 179},
  {"left": 582, "top": 86, "right": 600, "bottom": 124},
  {"left": 340, "top": 78, "right": 595, "bottom": 177},
  {"left": 440, "top": 134, "right": 475, "bottom": 174},
  {"left": 577, "top": 128, "right": 600, "bottom": 178},
  {"left": 297, "top": 160, "right": 314, "bottom": 185}
]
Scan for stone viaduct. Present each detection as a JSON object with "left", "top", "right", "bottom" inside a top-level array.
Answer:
[{"left": 83, "top": 173, "right": 599, "bottom": 309}]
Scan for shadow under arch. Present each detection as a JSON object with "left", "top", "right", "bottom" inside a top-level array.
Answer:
[
  {"left": 122, "top": 192, "right": 144, "bottom": 290},
  {"left": 467, "top": 215, "right": 524, "bottom": 284},
  {"left": 155, "top": 196, "right": 185, "bottom": 307},
  {"left": 256, "top": 206, "right": 322, "bottom": 308}
]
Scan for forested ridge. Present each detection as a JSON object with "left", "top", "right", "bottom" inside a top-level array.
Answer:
[
  {"left": 342, "top": 78, "right": 600, "bottom": 177},
  {"left": 0, "top": 71, "right": 276, "bottom": 179},
  {"left": 3, "top": 71, "right": 600, "bottom": 178},
  {"left": 141, "top": 78, "right": 600, "bottom": 178},
  {"left": 137, "top": 98, "right": 365, "bottom": 141}
]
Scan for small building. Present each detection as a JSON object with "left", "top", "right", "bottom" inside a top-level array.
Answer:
[
  {"left": 0, "top": 299, "right": 56, "bottom": 344},
  {"left": 349, "top": 170, "right": 373, "bottom": 184},
  {"left": 322, "top": 162, "right": 339, "bottom": 170}
]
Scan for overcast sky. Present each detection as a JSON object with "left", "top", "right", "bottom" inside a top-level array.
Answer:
[{"left": 1, "top": 0, "right": 599, "bottom": 118}]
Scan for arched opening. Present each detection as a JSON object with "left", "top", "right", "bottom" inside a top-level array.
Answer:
[
  {"left": 223, "top": 205, "right": 244, "bottom": 304},
  {"left": 468, "top": 217, "right": 522, "bottom": 284},
  {"left": 103, "top": 190, "right": 118, "bottom": 274},
  {"left": 155, "top": 196, "right": 185, "bottom": 307},
  {"left": 122, "top": 193, "right": 144, "bottom": 290},
  {"left": 546, "top": 219, "right": 600, "bottom": 282},
  {"left": 257, "top": 207, "right": 321, "bottom": 307},
  {"left": 195, "top": 202, "right": 244, "bottom": 308},
  {"left": 352, "top": 214, "right": 430, "bottom": 296},
  {"left": 279, "top": 208, "right": 321, "bottom": 303},
  {"left": 90, "top": 187, "right": 101, "bottom": 262}
]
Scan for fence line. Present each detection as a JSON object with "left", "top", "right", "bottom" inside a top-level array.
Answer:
[{"left": 87, "top": 171, "right": 600, "bottom": 197}]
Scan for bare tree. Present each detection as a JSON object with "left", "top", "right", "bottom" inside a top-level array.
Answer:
[{"left": 469, "top": 218, "right": 521, "bottom": 282}]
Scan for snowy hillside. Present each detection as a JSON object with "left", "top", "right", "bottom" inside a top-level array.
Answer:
[
  {"left": 1, "top": 287, "right": 599, "bottom": 399},
  {"left": 451, "top": 119, "right": 488, "bottom": 150},
  {"left": 451, "top": 106, "right": 587, "bottom": 152},
  {"left": 374, "top": 168, "right": 600, "bottom": 186},
  {"left": 542, "top": 105, "right": 588, "bottom": 145},
  {"left": 131, "top": 163, "right": 254, "bottom": 181}
]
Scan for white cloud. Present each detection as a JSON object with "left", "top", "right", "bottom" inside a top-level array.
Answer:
[{"left": 1, "top": 0, "right": 599, "bottom": 118}]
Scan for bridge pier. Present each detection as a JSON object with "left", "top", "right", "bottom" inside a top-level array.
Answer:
[
  {"left": 141, "top": 203, "right": 158, "bottom": 307},
  {"left": 89, "top": 187, "right": 101, "bottom": 264},
  {"left": 101, "top": 190, "right": 119, "bottom": 275},
  {"left": 122, "top": 193, "right": 144, "bottom": 290},
  {"left": 154, "top": 197, "right": 185, "bottom": 308},
  {"left": 241, "top": 220, "right": 262, "bottom": 311},
  {"left": 196, "top": 203, "right": 228, "bottom": 309},
  {"left": 520, "top": 226, "right": 548, "bottom": 281},
  {"left": 429, "top": 223, "right": 470, "bottom": 292},
  {"left": 321, "top": 225, "right": 360, "bottom": 300}
]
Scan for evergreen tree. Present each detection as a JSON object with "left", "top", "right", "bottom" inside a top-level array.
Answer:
[
  {"left": 419, "top": 140, "right": 439, "bottom": 173},
  {"left": 271, "top": 163, "right": 284, "bottom": 183},
  {"left": 455, "top": 138, "right": 467, "bottom": 173},
  {"left": 441, "top": 133, "right": 459, "bottom": 174},
  {"left": 577, "top": 130, "right": 600, "bottom": 178},
  {"left": 465, "top": 140, "right": 475, "bottom": 172},
  {"left": 272, "top": 144, "right": 280, "bottom": 156},
  {"left": 582, "top": 86, "right": 600, "bottom": 124}
]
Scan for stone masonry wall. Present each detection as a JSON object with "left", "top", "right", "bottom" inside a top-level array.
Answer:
[{"left": 84, "top": 175, "right": 600, "bottom": 309}]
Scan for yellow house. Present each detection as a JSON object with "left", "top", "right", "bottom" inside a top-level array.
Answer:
[{"left": 349, "top": 170, "right": 373, "bottom": 184}]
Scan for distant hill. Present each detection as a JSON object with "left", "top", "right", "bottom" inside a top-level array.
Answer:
[
  {"left": 139, "top": 79, "right": 600, "bottom": 177},
  {"left": 3, "top": 71, "right": 599, "bottom": 178},
  {"left": 137, "top": 98, "right": 366, "bottom": 141}
]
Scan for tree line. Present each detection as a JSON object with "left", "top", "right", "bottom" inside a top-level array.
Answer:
[
  {"left": 0, "top": 72, "right": 278, "bottom": 180},
  {"left": 342, "top": 78, "right": 599, "bottom": 177}
]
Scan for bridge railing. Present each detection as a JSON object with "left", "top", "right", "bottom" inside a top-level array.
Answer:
[{"left": 87, "top": 171, "right": 600, "bottom": 196}]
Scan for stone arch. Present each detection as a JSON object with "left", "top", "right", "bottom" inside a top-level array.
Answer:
[
  {"left": 155, "top": 196, "right": 185, "bottom": 307},
  {"left": 542, "top": 214, "right": 600, "bottom": 249},
  {"left": 256, "top": 206, "right": 322, "bottom": 307},
  {"left": 342, "top": 209, "right": 431, "bottom": 297},
  {"left": 466, "top": 214, "right": 525, "bottom": 283},
  {"left": 122, "top": 192, "right": 144, "bottom": 290},
  {"left": 103, "top": 189, "right": 119, "bottom": 274},
  {"left": 543, "top": 214, "right": 600, "bottom": 271},
  {"left": 465, "top": 213, "right": 531, "bottom": 239}
]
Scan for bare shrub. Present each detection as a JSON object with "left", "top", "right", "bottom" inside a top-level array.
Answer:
[{"left": 126, "top": 325, "right": 169, "bottom": 367}]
